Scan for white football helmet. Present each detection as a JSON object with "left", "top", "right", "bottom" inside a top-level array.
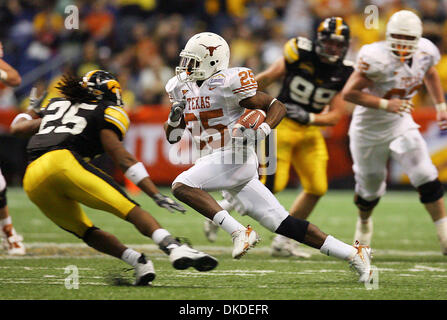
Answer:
[
  {"left": 176, "top": 32, "right": 230, "bottom": 82},
  {"left": 386, "top": 10, "right": 422, "bottom": 60}
]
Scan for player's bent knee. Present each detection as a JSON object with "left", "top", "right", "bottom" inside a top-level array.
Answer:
[
  {"left": 354, "top": 194, "right": 380, "bottom": 211},
  {"left": 417, "top": 179, "right": 444, "bottom": 204},
  {"left": 172, "top": 182, "right": 193, "bottom": 201},
  {"left": 274, "top": 216, "right": 310, "bottom": 243}
]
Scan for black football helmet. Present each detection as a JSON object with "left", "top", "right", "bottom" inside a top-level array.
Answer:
[
  {"left": 80, "top": 70, "right": 123, "bottom": 106},
  {"left": 315, "top": 17, "right": 350, "bottom": 63}
]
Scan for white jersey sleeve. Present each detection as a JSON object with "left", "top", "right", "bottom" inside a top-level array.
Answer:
[
  {"left": 355, "top": 43, "right": 390, "bottom": 82},
  {"left": 418, "top": 37, "right": 441, "bottom": 67},
  {"left": 225, "top": 67, "right": 258, "bottom": 103}
]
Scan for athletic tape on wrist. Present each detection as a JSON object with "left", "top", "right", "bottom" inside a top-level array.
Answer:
[
  {"left": 436, "top": 102, "right": 447, "bottom": 112},
  {"left": 308, "top": 113, "right": 316, "bottom": 124},
  {"left": 379, "top": 99, "right": 389, "bottom": 110},
  {"left": 10, "top": 113, "right": 32, "bottom": 127},
  {"left": 125, "top": 162, "right": 149, "bottom": 185},
  {"left": 259, "top": 122, "right": 271, "bottom": 136}
]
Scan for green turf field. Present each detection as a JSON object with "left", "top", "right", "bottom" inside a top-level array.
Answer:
[{"left": 1, "top": 187, "right": 447, "bottom": 300}]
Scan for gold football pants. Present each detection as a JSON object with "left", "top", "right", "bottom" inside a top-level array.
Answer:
[
  {"left": 261, "top": 118, "right": 329, "bottom": 196},
  {"left": 23, "top": 149, "right": 137, "bottom": 238}
]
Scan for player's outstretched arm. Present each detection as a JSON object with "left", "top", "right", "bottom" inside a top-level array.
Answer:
[
  {"left": 240, "top": 91, "right": 286, "bottom": 129},
  {"left": 310, "top": 93, "right": 346, "bottom": 127},
  {"left": 424, "top": 66, "right": 447, "bottom": 130},
  {"left": 342, "top": 70, "right": 413, "bottom": 116},
  {"left": 100, "top": 129, "right": 186, "bottom": 213},
  {"left": 255, "top": 57, "right": 286, "bottom": 91}
]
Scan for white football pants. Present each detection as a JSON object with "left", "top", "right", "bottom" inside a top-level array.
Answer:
[
  {"left": 350, "top": 129, "right": 438, "bottom": 201},
  {"left": 173, "top": 147, "right": 288, "bottom": 231}
]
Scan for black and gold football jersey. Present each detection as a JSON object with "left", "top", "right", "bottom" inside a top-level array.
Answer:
[
  {"left": 278, "top": 37, "right": 354, "bottom": 117},
  {"left": 27, "top": 98, "right": 130, "bottom": 161}
]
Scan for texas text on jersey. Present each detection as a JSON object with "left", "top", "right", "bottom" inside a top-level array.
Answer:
[
  {"left": 27, "top": 98, "right": 129, "bottom": 162},
  {"left": 279, "top": 36, "right": 353, "bottom": 117}
]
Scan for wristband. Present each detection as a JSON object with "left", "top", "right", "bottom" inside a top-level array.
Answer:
[
  {"left": 125, "top": 162, "right": 149, "bottom": 185},
  {"left": 308, "top": 113, "right": 316, "bottom": 124},
  {"left": 258, "top": 122, "right": 271, "bottom": 136},
  {"left": 10, "top": 113, "right": 32, "bottom": 127},
  {"left": 167, "top": 117, "right": 181, "bottom": 127},
  {"left": 379, "top": 99, "right": 389, "bottom": 110},
  {"left": 0, "top": 69, "right": 7, "bottom": 81},
  {"left": 435, "top": 102, "right": 447, "bottom": 112}
]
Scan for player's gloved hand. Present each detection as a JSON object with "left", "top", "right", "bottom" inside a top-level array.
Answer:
[
  {"left": 153, "top": 193, "right": 186, "bottom": 214},
  {"left": 232, "top": 122, "right": 271, "bottom": 144},
  {"left": 383, "top": 99, "right": 413, "bottom": 116},
  {"left": 27, "top": 87, "right": 48, "bottom": 117},
  {"left": 167, "top": 98, "right": 186, "bottom": 127},
  {"left": 285, "top": 103, "right": 314, "bottom": 125}
]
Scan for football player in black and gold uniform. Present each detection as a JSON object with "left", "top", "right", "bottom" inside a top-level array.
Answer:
[
  {"left": 205, "top": 17, "right": 353, "bottom": 257},
  {"left": 10, "top": 70, "right": 218, "bottom": 285}
]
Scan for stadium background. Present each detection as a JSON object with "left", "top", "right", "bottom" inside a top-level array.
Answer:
[{"left": 0, "top": 0, "right": 446, "bottom": 190}]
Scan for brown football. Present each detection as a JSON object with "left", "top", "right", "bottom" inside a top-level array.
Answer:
[{"left": 236, "top": 109, "right": 266, "bottom": 130}]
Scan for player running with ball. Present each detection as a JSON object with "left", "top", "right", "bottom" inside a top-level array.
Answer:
[{"left": 164, "top": 31, "right": 374, "bottom": 282}]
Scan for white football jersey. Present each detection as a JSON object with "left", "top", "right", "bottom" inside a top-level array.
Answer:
[
  {"left": 349, "top": 38, "right": 440, "bottom": 144},
  {"left": 165, "top": 67, "right": 258, "bottom": 157}
]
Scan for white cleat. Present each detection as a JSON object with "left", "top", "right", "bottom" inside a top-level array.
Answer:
[
  {"left": 203, "top": 219, "right": 219, "bottom": 242},
  {"left": 231, "top": 225, "right": 260, "bottom": 259},
  {"left": 134, "top": 254, "right": 155, "bottom": 286},
  {"left": 271, "top": 235, "right": 311, "bottom": 258},
  {"left": 349, "top": 241, "right": 373, "bottom": 283},
  {"left": 169, "top": 244, "right": 218, "bottom": 271},
  {"left": 353, "top": 218, "right": 373, "bottom": 246},
  {"left": 2, "top": 225, "right": 25, "bottom": 256}
]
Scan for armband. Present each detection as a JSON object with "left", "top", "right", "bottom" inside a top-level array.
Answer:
[
  {"left": 435, "top": 102, "right": 447, "bottom": 112},
  {"left": 268, "top": 98, "right": 278, "bottom": 110},
  {"left": 379, "top": 99, "right": 389, "bottom": 110},
  {"left": 125, "top": 162, "right": 149, "bottom": 185},
  {"left": 10, "top": 113, "right": 32, "bottom": 127}
]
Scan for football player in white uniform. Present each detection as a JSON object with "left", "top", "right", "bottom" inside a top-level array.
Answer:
[
  {"left": 164, "top": 32, "right": 374, "bottom": 282},
  {"left": 342, "top": 10, "right": 447, "bottom": 254},
  {"left": 0, "top": 42, "right": 25, "bottom": 255}
]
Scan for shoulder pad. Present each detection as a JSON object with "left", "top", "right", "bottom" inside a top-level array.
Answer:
[{"left": 297, "top": 37, "right": 313, "bottom": 52}]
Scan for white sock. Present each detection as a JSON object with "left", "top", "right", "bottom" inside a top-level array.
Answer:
[
  {"left": 435, "top": 217, "right": 447, "bottom": 244},
  {"left": 0, "top": 216, "right": 12, "bottom": 228},
  {"left": 320, "top": 235, "right": 357, "bottom": 261},
  {"left": 121, "top": 248, "right": 141, "bottom": 267},
  {"left": 151, "top": 228, "right": 171, "bottom": 245},
  {"left": 213, "top": 210, "right": 244, "bottom": 235}
]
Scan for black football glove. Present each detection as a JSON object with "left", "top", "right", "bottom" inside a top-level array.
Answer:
[
  {"left": 285, "top": 103, "right": 312, "bottom": 125},
  {"left": 27, "top": 87, "right": 48, "bottom": 117},
  {"left": 153, "top": 193, "right": 186, "bottom": 214},
  {"left": 168, "top": 98, "right": 186, "bottom": 127}
]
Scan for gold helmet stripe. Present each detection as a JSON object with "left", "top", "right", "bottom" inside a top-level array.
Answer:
[{"left": 335, "top": 17, "right": 343, "bottom": 35}]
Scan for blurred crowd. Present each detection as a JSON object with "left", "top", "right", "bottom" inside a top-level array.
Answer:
[{"left": 0, "top": 0, "right": 447, "bottom": 112}]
